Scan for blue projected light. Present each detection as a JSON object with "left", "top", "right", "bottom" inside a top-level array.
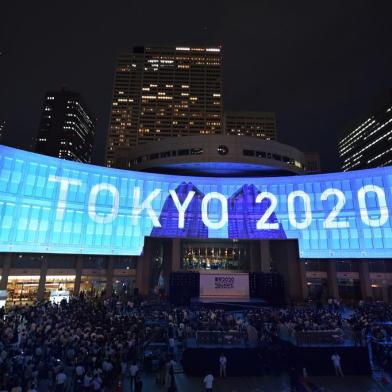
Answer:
[{"left": 0, "top": 145, "right": 392, "bottom": 258}]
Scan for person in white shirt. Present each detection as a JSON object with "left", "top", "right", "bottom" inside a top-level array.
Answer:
[
  {"left": 331, "top": 353, "right": 344, "bottom": 377},
  {"left": 219, "top": 353, "right": 227, "bottom": 378},
  {"left": 130, "top": 361, "right": 139, "bottom": 391},
  {"left": 55, "top": 370, "right": 67, "bottom": 391},
  {"left": 92, "top": 375, "right": 103, "bottom": 391},
  {"left": 84, "top": 371, "right": 93, "bottom": 389},
  {"left": 203, "top": 373, "right": 214, "bottom": 392}
]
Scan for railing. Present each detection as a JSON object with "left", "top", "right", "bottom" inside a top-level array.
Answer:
[
  {"left": 195, "top": 330, "right": 243, "bottom": 346},
  {"left": 294, "top": 329, "right": 344, "bottom": 346}
]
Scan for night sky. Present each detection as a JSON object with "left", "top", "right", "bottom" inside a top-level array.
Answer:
[{"left": 1, "top": 1, "right": 392, "bottom": 172}]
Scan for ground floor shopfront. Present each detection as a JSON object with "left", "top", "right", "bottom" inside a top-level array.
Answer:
[
  {"left": 0, "top": 254, "right": 136, "bottom": 305},
  {"left": 0, "top": 238, "right": 392, "bottom": 304}
]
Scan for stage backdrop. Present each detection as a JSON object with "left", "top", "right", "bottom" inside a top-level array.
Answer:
[
  {"left": 0, "top": 145, "right": 392, "bottom": 258},
  {"left": 199, "top": 273, "right": 250, "bottom": 299}
]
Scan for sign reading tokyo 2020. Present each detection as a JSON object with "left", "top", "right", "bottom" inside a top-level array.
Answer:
[{"left": 0, "top": 145, "right": 392, "bottom": 258}]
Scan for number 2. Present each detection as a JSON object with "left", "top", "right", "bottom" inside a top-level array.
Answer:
[
  {"left": 321, "top": 188, "right": 349, "bottom": 228},
  {"left": 256, "top": 192, "right": 279, "bottom": 230}
]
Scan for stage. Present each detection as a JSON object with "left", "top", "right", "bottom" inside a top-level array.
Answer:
[{"left": 181, "top": 341, "right": 371, "bottom": 377}]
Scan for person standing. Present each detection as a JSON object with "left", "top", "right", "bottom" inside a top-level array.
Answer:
[
  {"left": 331, "top": 353, "right": 344, "bottom": 377},
  {"left": 135, "top": 373, "right": 143, "bottom": 392},
  {"left": 219, "top": 353, "right": 227, "bottom": 378},
  {"left": 55, "top": 369, "right": 67, "bottom": 392},
  {"left": 130, "top": 361, "right": 139, "bottom": 391},
  {"left": 203, "top": 373, "right": 214, "bottom": 392}
]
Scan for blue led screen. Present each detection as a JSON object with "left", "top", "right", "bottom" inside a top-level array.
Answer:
[{"left": 0, "top": 145, "right": 392, "bottom": 258}]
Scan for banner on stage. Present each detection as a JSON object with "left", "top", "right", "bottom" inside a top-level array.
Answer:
[{"left": 199, "top": 272, "right": 249, "bottom": 299}]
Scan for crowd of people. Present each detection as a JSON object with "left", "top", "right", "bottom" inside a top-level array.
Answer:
[
  {"left": 348, "top": 303, "right": 392, "bottom": 372},
  {"left": 1, "top": 295, "right": 392, "bottom": 391},
  {"left": 0, "top": 295, "right": 161, "bottom": 392}
]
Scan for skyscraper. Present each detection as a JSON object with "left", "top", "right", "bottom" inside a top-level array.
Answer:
[
  {"left": 0, "top": 120, "right": 5, "bottom": 143},
  {"left": 224, "top": 111, "right": 277, "bottom": 140},
  {"left": 303, "top": 152, "right": 321, "bottom": 173},
  {"left": 106, "top": 45, "right": 223, "bottom": 167},
  {"left": 338, "top": 91, "right": 392, "bottom": 171},
  {"left": 35, "top": 89, "right": 96, "bottom": 163}
]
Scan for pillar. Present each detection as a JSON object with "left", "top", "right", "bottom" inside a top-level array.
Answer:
[
  {"left": 270, "top": 240, "right": 304, "bottom": 301},
  {"left": 298, "top": 261, "right": 309, "bottom": 300},
  {"left": 0, "top": 253, "right": 12, "bottom": 290},
  {"left": 382, "top": 286, "right": 389, "bottom": 303},
  {"left": 171, "top": 238, "right": 181, "bottom": 272},
  {"left": 37, "top": 258, "right": 48, "bottom": 301},
  {"left": 73, "top": 255, "right": 83, "bottom": 296},
  {"left": 136, "top": 237, "right": 153, "bottom": 296},
  {"left": 105, "top": 256, "right": 114, "bottom": 297},
  {"left": 358, "top": 260, "right": 372, "bottom": 300},
  {"left": 250, "top": 242, "right": 261, "bottom": 272},
  {"left": 327, "top": 259, "right": 339, "bottom": 300},
  {"left": 260, "top": 241, "right": 272, "bottom": 272}
]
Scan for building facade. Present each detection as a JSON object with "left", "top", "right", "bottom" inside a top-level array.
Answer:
[
  {"left": 35, "top": 89, "right": 96, "bottom": 163},
  {"left": 338, "top": 93, "right": 392, "bottom": 171},
  {"left": 0, "top": 143, "right": 391, "bottom": 305},
  {"left": 113, "top": 134, "right": 305, "bottom": 176},
  {"left": 0, "top": 120, "right": 5, "bottom": 143},
  {"left": 303, "top": 152, "right": 321, "bottom": 173},
  {"left": 106, "top": 45, "right": 223, "bottom": 167},
  {"left": 224, "top": 111, "right": 277, "bottom": 140}
]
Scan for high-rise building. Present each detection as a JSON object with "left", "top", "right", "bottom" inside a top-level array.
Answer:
[
  {"left": 106, "top": 45, "right": 223, "bottom": 167},
  {"left": 224, "top": 111, "right": 277, "bottom": 140},
  {"left": 0, "top": 120, "right": 5, "bottom": 143},
  {"left": 303, "top": 152, "right": 321, "bottom": 173},
  {"left": 338, "top": 91, "right": 392, "bottom": 171},
  {"left": 35, "top": 89, "right": 96, "bottom": 163}
]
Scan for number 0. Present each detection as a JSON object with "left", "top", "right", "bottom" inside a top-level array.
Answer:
[
  {"left": 358, "top": 185, "right": 389, "bottom": 227},
  {"left": 288, "top": 191, "right": 312, "bottom": 229}
]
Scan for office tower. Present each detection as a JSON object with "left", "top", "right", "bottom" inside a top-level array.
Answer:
[
  {"left": 106, "top": 45, "right": 223, "bottom": 167},
  {"left": 224, "top": 111, "right": 277, "bottom": 140},
  {"left": 338, "top": 91, "right": 392, "bottom": 171},
  {"left": 0, "top": 120, "right": 5, "bottom": 143},
  {"left": 35, "top": 89, "right": 96, "bottom": 163},
  {"left": 303, "top": 152, "right": 321, "bottom": 173}
]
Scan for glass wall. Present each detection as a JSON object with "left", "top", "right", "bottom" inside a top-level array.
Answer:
[
  {"left": 306, "top": 278, "right": 328, "bottom": 301},
  {"left": 113, "top": 277, "right": 136, "bottom": 296},
  {"left": 7, "top": 275, "right": 40, "bottom": 305},
  {"left": 6, "top": 275, "right": 75, "bottom": 304},
  {"left": 80, "top": 276, "right": 107, "bottom": 295},
  {"left": 338, "top": 278, "right": 361, "bottom": 301},
  {"left": 44, "top": 275, "right": 75, "bottom": 297},
  {"left": 181, "top": 240, "right": 250, "bottom": 271}
]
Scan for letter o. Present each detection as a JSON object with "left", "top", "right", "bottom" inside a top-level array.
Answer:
[
  {"left": 88, "top": 183, "right": 119, "bottom": 224},
  {"left": 201, "top": 192, "right": 228, "bottom": 230}
]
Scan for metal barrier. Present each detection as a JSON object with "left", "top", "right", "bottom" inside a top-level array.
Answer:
[
  {"left": 196, "top": 330, "right": 243, "bottom": 346},
  {"left": 294, "top": 329, "right": 344, "bottom": 346}
]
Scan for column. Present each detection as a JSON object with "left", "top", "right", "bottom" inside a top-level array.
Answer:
[
  {"left": 105, "top": 256, "right": 114, "bottom": 297},
  {"left": 37, "top": 258, "right": 48, "bottom": 301},
  {"left": 270, "top": 240, "right": 304, "bottom": 301},
  {"left": 358, "top": 260, "right": 372, "bottom": 300},
  {"left": 327, "top": 259, "right": 339, "bottom": 300},
  {"left": 136, "top": 237, "right": 153, "bottom": 296},
  {"left": 382, "top": 286, "right": 389, "bottom": 303},
  {"left": 73, "top": 255, "right": 83, "bottom": 296},
  {"left": 298, "top": 261, "right": 309, "bottom": 300},
  {"left": 171, "top": 238, "right": 181, "bottom": 272},
  {"left": 0, "top": 253, "right": 12, "bottom": 290},
  {"left": 250, "top": 242, "right": 261, "bottom": 272},
  {"left": 260, "top": 241, "right": 271, "bottom": 272}
]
